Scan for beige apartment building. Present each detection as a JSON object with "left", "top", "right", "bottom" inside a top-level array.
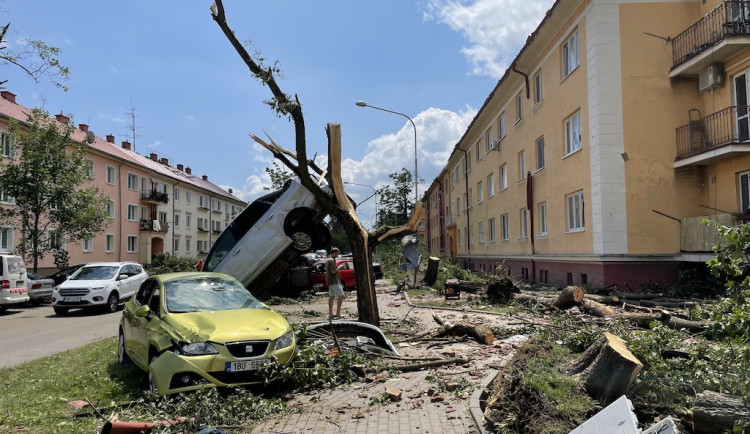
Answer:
[
  {"left": 425, "top": 0, "right": 750, "bottom": 289},
  {"left": 0, "top": 91, "right": 245, "bottom": 273}
]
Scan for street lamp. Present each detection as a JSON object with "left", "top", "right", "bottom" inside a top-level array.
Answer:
[{"left": 355, "top": 101, "right": 418, "bottom": 212}]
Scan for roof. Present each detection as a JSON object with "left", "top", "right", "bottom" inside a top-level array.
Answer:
[{"left": 0, "top": 93, "right": 245, "bottom": 205}]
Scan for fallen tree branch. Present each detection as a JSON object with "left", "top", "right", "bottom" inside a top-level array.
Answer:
[{"left": 389, "top": 357, "right": 469, "bottom": 372}]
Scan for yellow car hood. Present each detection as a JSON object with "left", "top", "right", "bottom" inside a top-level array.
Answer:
[{"left": 160, "top": 308, "right": 291, "bottom": 344}]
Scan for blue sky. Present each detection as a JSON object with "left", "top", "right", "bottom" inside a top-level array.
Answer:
[{"left": 2, "top": 0, "right": 553, "bottom": 228}]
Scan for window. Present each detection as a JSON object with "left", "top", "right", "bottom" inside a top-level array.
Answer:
[
  {"left": 0, "top": 191, "right": 13, "bottom": 204},
  {"left": 0, "top": 227, "right": 13, "bottom": 251},
  {"left": 470, "top": 224, "right": 475, "bottom": 245},
  {"left": 82, "top": 238, "right": 93, "bottom": 252},
  {"left": 536, "top": 137, "right": 545, "bottom": 170},
  {"left": 199, "top": 195, "right": 208, "bottom": 209},
  {"left": 516, "top": 92, "right": 523, "bottom": 122},
  {"left": 562, "top": 31, "right": 579, "bottom": 78},
  {"left": 175, "top": 187, "right": 181, "bottom": 202},
  {"left": 186, "top": 191, "right": 191, "bottom": 204},
  {"left": 465, "top": 226, "right": 469, "bottom": 245},
  {"left": 501, "top": 214, "right": 510, "bottom": 241},
  {"left": 477, "top": 181, "right": 483, "bottom": 204},
  {"left": 173, "top": 238, "right": 180, "bottom": 252},
  {"left": 488, "top": 218, "right": 496, "bottom": 242},
  {"left": 487, "top": 174, "right": 495, "bottom": 197},
  {"left": 467, "top": 151, "right": 472, "bottom": 170},
  {"left": 740, "top": 170, "right": 750, "bottom": 213},
  {"left": 565, "top": 111, "right": 582, "bottom": 155},
  {"left": 520, "top": 208, "right": 528, "bottom": 239},
  {"left": 475, "top": 141, "right": 481, "bottom": 162},
  {"left": 518, "top": 151, "right": 526, "bottom": 179},
  {"left": 174, "top": 213, "right": 181, "bottom": 228},
  {"left": 185, "top": 238, "right": 191, "bottom": 253},
  {"left": 1, "top": 131, "right": 14, "bottom": 157},
  {"left": 468, "top": 189, "right": 473, "bottom": 208},
  {"left": 479, "top": 221, "right": 485, "bottom": 243},
  {"left": 567, "top": 190, "right": 585, "bottom": 232},
  {"left": 106, "top": 200, "right": 115, "bottom": 219},
  {"left": 500, "top": 164, "right": 507, "bottom": 190},
  {"left": 127, "top": 173, "right": 138, "bottom": 190},
  {"left": 498, "top": 113, "right": 506, "bottom": 141},
  {"left": 105, "top": 234, "right": 115, "bottom": 253},
  {"left": 127, "top": 235, "right": 138, "bottom": 253},
  {"left": 213, "top": 199, "right": 221, "bottom": 212},
  {"left": 534, "top": 71, "right": 543, "bottom": 104},
  {"left": 486, "top": 129, "right": 493, "bottom": 153},
  {"left": 127, "top": 204, "right": 138, "bottom": 221},
  {"left": 186, "top": 213, "right": 192, "bottom": 229},
  {"left": 141, "top": 177, "right": 148, "bottom": 192},
  {"left": 539, "top": 202, "right": 548, "bottom": 235},
  {"left": 86, "top": 159, "right": 94, "bottom": 179},
  {"left": 106, "top": 166, "right": 115, "bottom": 185},
  {"left": 458, "top": 228, "right": 462, "bottom": 246}
]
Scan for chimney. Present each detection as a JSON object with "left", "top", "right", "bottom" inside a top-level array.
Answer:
[
  {"left": 202, "top": 175, "right": 208, "bottom": 181},
  {"left": 149, "top": 153, "right": 157, "bottom": 161},
  {"left": 186, "top": 167, "right": 192, "bottom": 175},
  {"left": 55, "top": 113, "right": 68, "bottom": 124},
  {"left": 106, "top": 134, "right": 115, "bottom": 143},
  {"left": 121, "top": 141, "right": 131, "bottom": 150},
  {"left": 177, "top": 164, "right": 184, "bottom": 171},
  {"left": 1, "top": 91, "right": 16, "bottom": 103},
  {"left": 161, "top": 158, "right": 169, "bottom": 166},
  {"left": 79, "top": 124, "right": 89, "bottom": 132}
]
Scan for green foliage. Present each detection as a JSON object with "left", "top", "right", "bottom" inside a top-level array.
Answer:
[
  {"left": 264, "top": 161, "right": 294, "bottom": 191},
  {"left": 376, "top": 168, "right": 417, "bottom": 228},
  {"left": 0, "top": 23, "right": 70, "bottom": 90},
  {"left": 0, "top": 108, "right": 108, "bottom": 271},
  {"left": 144, "top": 254, "right": 199, "bottom": 275}
]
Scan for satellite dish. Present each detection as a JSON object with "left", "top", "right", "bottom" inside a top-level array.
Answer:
[{"left": 86, "top": 130, "right": 95, "bottom": 144}]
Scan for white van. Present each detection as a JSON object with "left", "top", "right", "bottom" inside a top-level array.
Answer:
[{"left": 0, "top": 254, "right": 29, "bottom": 312}]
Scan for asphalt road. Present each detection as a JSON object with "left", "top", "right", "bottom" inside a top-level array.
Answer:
[{"left": 0, "top": 302, "right": 121, "bottom": 369}]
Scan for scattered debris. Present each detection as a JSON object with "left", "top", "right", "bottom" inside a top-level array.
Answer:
[{"left": 384, "top": 387, "right": 402, "bottom": 402}]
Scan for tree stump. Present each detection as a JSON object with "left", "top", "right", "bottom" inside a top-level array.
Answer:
[
  {"left": 552, "top": 286, "right": 584, "bottom": 310},
  {"left": 692, "top": 390, "right": 750, "bottom": 434},
  {"left": 568, "top": 332, "right": 642, "bottom": 405},
  {"left": 422, "top": 256, "right": 440, "bottom": 286}
]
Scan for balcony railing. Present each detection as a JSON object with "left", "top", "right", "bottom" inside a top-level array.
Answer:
[
  {"left": 141, "top": 190, "right": 169, "bottom": 204},
  {"left": 675, "top": 106, "right": 749, "bottom": 159},
  {"left": 672, "top": 1, "right": 750, "bottom": 68},
  {"left": 140, "top": 219, "right": 169, "bottom": 233}
]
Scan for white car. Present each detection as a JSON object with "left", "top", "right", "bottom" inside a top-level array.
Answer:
[
  {"left": 0, "top": 254, "right": 29, "bottom": 312},
  {"left": 202, "top": 177, "right": 330, "bottom": 293},
  {"left": 52, "top": 262, "right": 148, "bottom": 315}
]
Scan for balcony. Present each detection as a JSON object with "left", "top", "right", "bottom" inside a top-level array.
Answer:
[
  {"left": 140, "top": 219, "right": 169, "bottom": 233},
  {"left": 445, "top": 213, "right": 457, "bottom": 228},
  {"left": 197, "top": 226, "right": 209, "bottom": 233},
  {"left": 671, "top": 1, "right": 750, "bottom": 76},
  {"left": 681, "top": 213, "right": 736, "bottom": 252},
  {"left": 675, "top": 106, "right": 750, "bottom": 166},
  {"left": 141, "top": 190, "right": 169, "bottom": 205}
]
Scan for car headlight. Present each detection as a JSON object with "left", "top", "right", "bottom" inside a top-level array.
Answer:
[
  {"left": 91, "top": 285, "right": 107, "bottom": 291},
  {"left": 176, "top": 342, "right": 218, "bottom": 356},
  {"left": 275, "top": 331, "right": 294, "bottom": 350}
]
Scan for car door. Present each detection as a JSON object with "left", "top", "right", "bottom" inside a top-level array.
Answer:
[
  {"left": 123, "top": 278, "right": 157, "bottom": 367},
  {"left": 339, "top": 260, "right": 356, "bottom": 289}
]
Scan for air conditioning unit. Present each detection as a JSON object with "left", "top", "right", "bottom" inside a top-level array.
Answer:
[
  {"left": 489, "top": 140, "right": 501, "bottom": 150},
  {"left": 699, "top": 64, "right": 724, "bottom": 91}
]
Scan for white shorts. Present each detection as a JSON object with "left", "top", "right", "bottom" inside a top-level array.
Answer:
[{"left": 329, "top": 283, "right": 344, "bottom": 297}]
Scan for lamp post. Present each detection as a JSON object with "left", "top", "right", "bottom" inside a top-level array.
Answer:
[
  {"left": 355, "top": 101, "right": 418, "bottom": 212},
  {"left": 344, "top": 181, "right": 378, "bottom": 228}
]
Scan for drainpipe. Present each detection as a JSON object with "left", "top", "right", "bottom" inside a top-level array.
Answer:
[
  {"left": 459, "top": 147, "right": 471, "bottom": 268},
  {"left": 511, "top": 61, "right": 530, "bottom": 99},
  {"left": 117, "top": 164, "right": 123, "bottom": 262}
]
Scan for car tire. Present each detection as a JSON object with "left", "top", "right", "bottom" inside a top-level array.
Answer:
[
  {"left": 284, "top": 208, "right": 317, "bottom": 252},
  {"left": 105, "top": 292, "right": 119, "bottom": 313},
  {"left": 290, "top": 228, "right": 314, "bottom": 252},
  {"left": 117, "top": 330, "right": 132, "bottom": 366},
  {"left": 147, "top": 352, "right": 159, "bottom": 395},
  {"left": 53, "top": 306, "right": 68, "bottom": 315},
  {"left": 312, "top": 223, "right": 331, "bottom": 249}
]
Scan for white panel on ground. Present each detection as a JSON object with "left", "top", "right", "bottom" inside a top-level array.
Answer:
[{"left": 569, "top": 396, "right": 639, "bottom": 434}]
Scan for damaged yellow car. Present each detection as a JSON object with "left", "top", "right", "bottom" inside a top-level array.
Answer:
[{"left": 118, "top": 272, "right": 296, "bottom": 395}]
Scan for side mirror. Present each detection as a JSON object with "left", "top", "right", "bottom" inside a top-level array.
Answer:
[
  {"left": 135, "top": 305, "right": 151, "bottom": 318},
  {"left": 117, "top": 274, "right": 128, "bottom": 281}
]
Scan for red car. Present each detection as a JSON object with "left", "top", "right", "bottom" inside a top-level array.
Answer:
[{"left": 309, "top": 259, "right": 356, "bottom": 290}]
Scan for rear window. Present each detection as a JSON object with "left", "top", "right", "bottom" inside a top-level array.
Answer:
[{"left": 5, "top": 257, "right": 26, "bottom": 275}]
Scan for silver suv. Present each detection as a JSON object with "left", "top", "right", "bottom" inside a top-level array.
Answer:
[{"left": 52, "top": 262, "right": 147, "bottom": 315}]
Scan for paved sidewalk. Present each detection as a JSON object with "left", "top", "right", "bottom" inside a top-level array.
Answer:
[{"left": 251, "top": 282, "right": 521, "bottom": 433}]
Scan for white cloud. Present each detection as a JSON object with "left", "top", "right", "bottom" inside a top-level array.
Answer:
[
  {"left": 425, "top": 0, "right": 555, "bottom": 78},
  {"left": 97, "top": 111, "right": 124, "bottom": 123},
  {"left": 150, "top": 140, "right": 162, "bottom": 148}
]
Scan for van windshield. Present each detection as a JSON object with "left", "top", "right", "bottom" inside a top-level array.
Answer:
[{"left": 202, "top": 227, "right": 241, "bottom": 271}]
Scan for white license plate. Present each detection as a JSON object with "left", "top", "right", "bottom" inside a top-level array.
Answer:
[
  {"left": 225, "top": 359, "right": 269, "bottom": 372},
  {"left": 313, "top": 284, "right": 323, "bottom": 289},
  {"left": 64, "top": 297, "right": 81, "bottom": 302}
]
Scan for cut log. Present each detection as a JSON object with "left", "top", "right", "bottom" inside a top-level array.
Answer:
[
  {"left": 433, "top": 313, "right": 494, "bottom": 344},
  {"left": 552, "top": 286, "right": 585, "bottom": 310},
  {"left": 579, "top": 299, "right": 616, "bottom": 318},
  {"left": 568, "top": 332, "right": 642, "bottom": 406},
  {"left": 422, "top": 256, "right": 440, "bottom": 286},
  {"left": 692, "top": 390, "right": 750, "bottom": 434},
  {"left": 583, "top": 294, "right": 620, "bottom": 305}
]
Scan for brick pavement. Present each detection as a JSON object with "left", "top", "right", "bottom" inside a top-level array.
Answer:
[{"left": 251, "top": 282, "right": 522, "bottom": 433}]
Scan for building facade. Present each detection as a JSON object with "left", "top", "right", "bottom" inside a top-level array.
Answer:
[
  {"left": 425, "top": 0, "right": 749, "bottom": 289},
  {"left": 0, "top": 91, "right": 246, "bottom": 274}
]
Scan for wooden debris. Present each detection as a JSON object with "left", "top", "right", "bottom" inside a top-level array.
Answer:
[
  {"left": 579, "top": 299, "right": 616, "bottom": 318},
  {"left": 568, "top": 332, "right": 642, "bottom": 406},
  {"left": 692, "top": 390, "right": 750, "bottom": 434},
  {"left": 423, "top": 256, "right": 440, "bottom": 286},
  {"left": 385, "top": 386, "right": 403, "bottom": 402},
  {"left": 552, "top": 286, "right": 585, "bottom": 310},
  {"left": 433, "top": 313, "right": 495, "bottom": 345}
]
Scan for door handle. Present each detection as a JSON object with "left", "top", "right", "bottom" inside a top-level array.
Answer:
[{"left": 232, "top": 248, "right": 242, "bottom": 256}]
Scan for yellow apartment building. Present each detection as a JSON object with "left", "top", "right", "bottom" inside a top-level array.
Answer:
[
  {"left": 425, "top": 0, "right": 750, "bottom": 289},
  {"left": 0, "top": 91, "right": 245, "bottom": 274}
]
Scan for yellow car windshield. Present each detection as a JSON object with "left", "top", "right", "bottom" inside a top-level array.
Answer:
[{"left": 164, "top": 276, "right": 266, "bottom": 313}]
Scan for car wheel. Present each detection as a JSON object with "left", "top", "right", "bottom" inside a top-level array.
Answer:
[
  {"left": 290, "top": 228, "right": 314, "bottom": 252},
  {"left": 312, "top": 223, "right": 331, "bottom": 249},
  {"left": 148, "top": 353, "right": 159, "bottom": 395},
  {"left": 117, "top": 330, "right": 132, "bottom": 366},
  {"left": 53, "top": 306, "right": 68, "bottom": 315},
  {"left": 106, "top": 292, "right": 119, "bottom": 313}
]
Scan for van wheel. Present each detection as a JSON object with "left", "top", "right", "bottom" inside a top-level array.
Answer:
[
  {"left": 53, "top": 306, "right": 68, "bottom": 315},
  {"left": 290, "top": 228, "right": 314, "bottom": 252},
  {"left": 117, "top": 330, "right": 132, "bottom": 366},
  {"left": 105, "top": 293, "right": 119, "bottom": 313}
]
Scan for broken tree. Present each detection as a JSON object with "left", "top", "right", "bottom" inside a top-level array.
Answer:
[{"left": 211, "top": 1, "right": 423, "bottom": 325}]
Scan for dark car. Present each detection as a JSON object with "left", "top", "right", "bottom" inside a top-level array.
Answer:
[{"left": 47, "top": 264, "right": 86, "bottom": 287}]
